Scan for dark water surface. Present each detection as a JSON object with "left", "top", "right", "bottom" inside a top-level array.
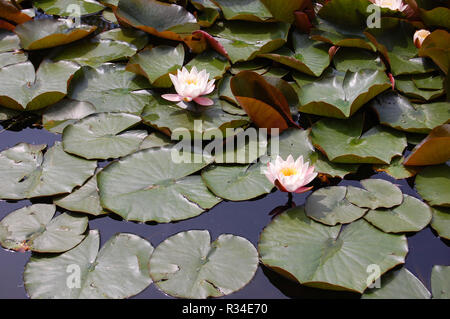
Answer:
[{"left": 1, "top": 125, "right": 449, "bottom": 299}]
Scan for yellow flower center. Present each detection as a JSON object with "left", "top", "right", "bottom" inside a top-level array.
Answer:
[
  {"left": 417, "top": 30, "right": 430, "bottom": 39},
  {"left": 381, "top": 0, "right": 394, "bottom": 6},
  {"left": 280, "top": 167, "right": 298, "bottom": 177},
  {"left": 185, "top": 78, "right": 198, "bottom": 85}
]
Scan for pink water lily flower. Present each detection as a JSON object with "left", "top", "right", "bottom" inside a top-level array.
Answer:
[
  {"left": 161, "top": 66, "right": 215, "bottom": 108},
  {"left": 264, "top": 155, "right": 318, "bottom": 194},
  {"left": 373, "top": 0, "right": 408, "bottom": 11},
  {"left": 413, "top": 29, "right": 431, "bottom": 48}
]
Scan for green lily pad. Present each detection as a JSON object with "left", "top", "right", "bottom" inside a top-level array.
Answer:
[
  {"left": 431, "top": 265, "right": 450, "bottom": 299},
  {"left": 310, "top": 114, "right": 407, "bottom": 164},
  {"left": 149, "top": 230, "right": 258, "bottom": 299},
  {"left": 24, "top": 230, "right": 153, "bottom": 299},
  {"left": 418, "top": 30, "right": 449, "bottom": 75},
  {"left": 373, "top": 156, "right": 420, "bottom": 179},
  {"left": 34, "top": 0, "right": 105, "bottom": 16},
  {"left": 0, "top": 142, "right": 96, "bottom": 200},
  {"left": 42, "top": 99, "right": 97, "bottom": 134},
  {"left": 371, "top": 92, "right": 450, "bottom": 134},
  {"left": 362, "top": 268, "right": 431, "bottom": 299},
  {"left": 258, "top": 206, "right": 408, "bottom": 293},
  {"left": 0, "top": 31, "right": 27, "bottom": 68},
  {"left": 207, "top": 21, "right": 289, "bottom": 63},
  {"left": 114, "top": 0, "right": 199, "bottom": 41},
  {"left": 98, "top": 147, "right": 220, "bottom": 222},
  {"left": 62, "top": 113, "right": 147, "bottom": 160},
  {"left": 185, "top": 50, "right": 230, "bottom": 80},
  {"left": 258, "top": 31, "right": 330, "bottom": 77},
  {"left": 68, "top": 63, "right": 152, "bottom": 114},
  {"left": 229, "top": 59, "right": 270, "bottom": 74},
  {"left": 305, "top": 186, "right": 368, "bottom": 226},
  {"left": 259, "top": 0, "right": 304, "bottom": 23},
  {"left": 415, "top": 164, "right": 450, "bottom": 207},
  {"left": 0, "top": 204, "right": 88, "bottom": 253},
  {"left": 14, "top": 19, "right": 96, "bottom": 50},
  {"left": 126, "top": 44, "right": 184, "bottom": 88},
  {"left": 201, "top": 161, "right": 273, "bottom": 201},
  {"left": 141, "top": 94, "right": 248, "bottom": 137},
  {"left": 293, "top": 68, "right": 390, "bottom": 118},
  {"left": 430, "top": 207, "right": 450, "bottom": 240},
  {"left": 213, "top": 0, "right": 273, "bottom": 22},
  {"left": 364, "top": 194, "right": 432, "bottom": 233},
  {"left": 395, "top": 75, "right": 444, "bottom": 101},
  {"left": 333, "top": 47, "right": 385, "bottom": 72},
  {"left": 139, "top": 132, "right": 172, "bottom": 150},
  {"left": 54, "top": 172, "right": 105, "bottom": 216},
  {"left": 0, "top": 59, "right": 80, "bottom": 111},
  {"left": 52, "top": 28, "right": 148, "bottom": 67},
  {"left": 420, "top": 7, "right": 450, "bottom": 29},
  {"left": 346, "top": 179, "right": 403, "bottom": 210}
]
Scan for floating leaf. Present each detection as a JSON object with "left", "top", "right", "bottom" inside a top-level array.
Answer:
[
  {"left": 404, "top": 124, "right": 450, "bottom": 166},
  {"left": 346, "top": 179, "right": 403, "bottom": 210},
  {"left": 395, "top": 75, "right": 444, "bottom": 101},
  {"left": 68, "top": 63, "right": 152, "bottom": 114},
  {"left": 14, "top": 19, "right": 96, "bottom": 50},
  {"left": 419, "top": 30, "right": 450, "bottom": 75},
  {"left": 213, "top": 0, "right": 273, "bottom": 22},
  {"left": 0, "top": 142, "right": 96, "bottom": 200},
  {"left": 362, "top": 268, "right": 431, "bottom": 299},
  {"left": 185, "top": 50, "right": 230, "bottom": 80},
  {"left": 374, "top": 156, "right": 419, "bottom": 179},
  {"left": 0, "top": 59, "right": 79, "bottom": 111},
  {"left": 207, "top": 21, "right": 289, "bottom": 63},
  {"left": 364, "top": 194, "right": 432, "bottom": 233},
  {"left": 371, "top": 92, "right": 450, "bottom": 134},
  {"left": 34, "top": 0, "right": 105, "bottom": 16},
  {"left": 0, "top": 31, "right": 27, "bottom": 68},
  {"left": 258, "top": 31, "right": 330, "bottom": 77},
  {"left": 62, "top": 113, "right": 147, "bottom": 160},
  {"left": 310, "top": 114, "right": 407, "bottom": 164},
  {"left": 333, "top": 47, "right": 385, "bottom": 72},
  {"left": 430, "top": 207, "right": 450, "bottom": 240},
  {"left": 139, "top": 132, "right": 172, "bottom": 150},
  {"left": 126, "top": 44, "right": 184, "bottom": 88},
  {"left": 305, "top": 186, "right": 368, "bottom": 226},
  {"left": 0, "top": 204, "right": 88, "bottom": 253},
  {"left": 258, "top": 206, "right": 408, "bottom": 293},
  {"left": 201, "top": 162, "right": 273, "bottom": 201},
  {"left": 98, "top": 147, "right": 220, "bottom": 222},
  {"left": 260, "top": 0, "right": 305, "bottom": 23},
  {"left": 415, "top": 164, "right": 450, "bottom": 207},
  {"left": 420, "top": 6, "right": 450, "bottom": 29},
  {"left": 149, "top": 230, "right": 258, "bottom": 298},
  {"left": 24, "top": 230, "right": 153, "bottom": 299},
  {"left": 114, "top": 0, "right": 199, "bottom": 41},
  {"left": 293, "top": 68, "right": 390, "bottom": 118},
  {"left": 431, "top": 265, "right": 450, "bottom": 299}
]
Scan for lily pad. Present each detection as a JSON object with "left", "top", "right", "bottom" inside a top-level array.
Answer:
[
  {"left": 415, "top": 164, "right": 450, "bottom": 207},
  {"left": 395, "top": 75, "right": 444, "bottom": 101},
  {"left": 0, "top": 59, "right": 80, "bottom": 111},
  {"left": 260, "top": 0, "right": 305, "bottom": 23},
  {"left": 34, "top": 0, "right": 105, "bottom": 16},
  {"left": 419, "top": 30, "right": 450, "bottom": 75},
  {"left": 305, "top": 186, "right": 368, "bottom": 226},
  {"left": 24, "top": 230, "right": 153, "bottom": 299},
  {"left": 201, "top": 161, "right": 274, "bottom": 201},
  {"left": 0, "top": 204, "right": 88, "bottom": 253},
  {"left": 0, "top": 142, "right": 96, "bottom": 200},
  {"left": 294, "top": 68, "right": 390, "bottom": 119},
  {"left": 62, "top": 112, "right": 147, "bottom": 160},
  {"left": 373, "top": 156, "right": 420, "bottom": 179},
  {"left": 185, "top": 50, "right": 230, "bottom": 80},
  {"left": 139, "top": 132, "right": 172, "bottom": 150},
  {"left": 333, "top": 47, "right": 385, "bottom": 72},
  {"left": 114, "top": 0, "right": 199, "bottom": 41},
  {"left": 310, "top": 114, "right": 407, "bottom": 164},
  {"left": 54, "top": 172, "right": 105, "bottom": 216},
  {"left": 430, "top": 207, "right": 450, "bottom": 240},
  {"left": 207, "top": 21, "right": 289, "bottom": 63},
  {"left": 149, "top": 230, "right": 258, "bottom": 299},
  {"left": 126, "top": 44, "right": 184, "bottom": 88},
  {"left": 98, "top": 147, "right": 220, "bottom": 222},
  {"left": 362, "top": 268, "right": 431, "bottom": 299},
  {"left": 213, "top": 0, "right": 273, "bottom": 22},
  {"left": 364, "top": 194, "right": 432, "bottom": 233},
  {"left": 0, "top": 31, "right": 27, "bottom": 68},
  {"left": 371, "top": 92, "right": 450, "bottom": 134},
  {"left": 14, "top": 19, "right": 96, "bottom": 50},
  {"left": 346, "top": 179, "right": 403, "bottom": 210},
  {"left": 431, "top": 265, "right": 450, "bottom": 299},
  {"left": 258, "top": 206, "right": 408, "bottom": 293},
  {"left": 68, "top": 63, "right": 152, "bottom": 114}
]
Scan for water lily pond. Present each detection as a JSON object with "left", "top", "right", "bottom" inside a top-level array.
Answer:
[{"left": 0, "top": 0, "right": 449, "bottom": 299}]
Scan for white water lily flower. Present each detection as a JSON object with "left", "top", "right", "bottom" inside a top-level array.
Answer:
[
  {"left": 264, "top": 155, "right": 318, "bottom": 193},
  {"left": 162, "top": 66, "right": 215, "bottom": 108},
  {"left": 413, "top": 29, "right": 431, "bottom": 48},
  {"left": 374, "top": 0, "right": 407, "bottom": 11}
]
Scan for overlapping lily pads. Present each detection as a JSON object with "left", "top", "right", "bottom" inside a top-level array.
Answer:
[
  {"left": 62, "top": 112, "right": 147, "bottom": 160},
  {"left": 185, "top": 50, "right": 230, "bottom": 80},
  {"left": 213, "top": 0, "right": 273, "bottom": 22},
  {"left": 24, "top": 230, "right": 153, "bottom": 299},
  {"left": 34, "top": 0, "right": 105, "bottom": 16},
  {"left": 258, "top": 206, "right": 408, "bottom": 293},
  {"left": 346, "top": 179, "right": 403, "bottom": 210},
  {"left": 0, "top": 31, "right": 27, "bottom": 68},
  {"left": 149, "top": 230, "right": 258, "bottom": 299},
  {"left": 0, "top": 142, "right": 96, "bottom": 200},
  {"left": 98, "top": 146, "right": 220, "bottom": 222},
  {"left": 0, "top": 204, "right": 88, "bottom": 253}
]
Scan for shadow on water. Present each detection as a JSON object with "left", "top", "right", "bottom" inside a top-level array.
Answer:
[{"left": 0, "top": 123, "right": 449, "bottom": 299}]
